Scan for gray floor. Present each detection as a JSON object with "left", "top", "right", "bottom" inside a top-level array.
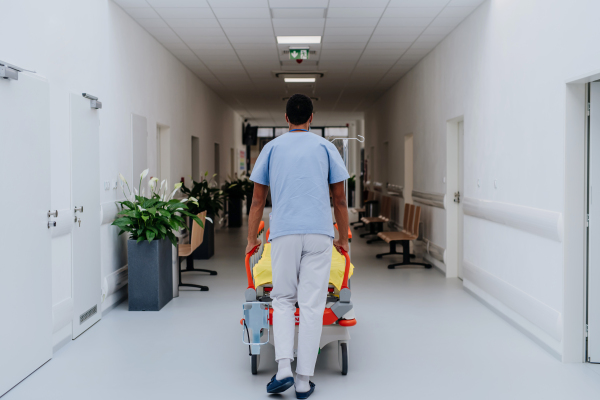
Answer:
[{"left": 5, "top": 211, "right": 600, "bottom": 399}]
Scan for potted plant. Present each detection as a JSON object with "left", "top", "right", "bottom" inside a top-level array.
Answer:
[
  {"left": 223, "top": 176, "right": 249, "bottom": 227},
  {"left": 112, "top": 169, "right": 203, "bottom": 311},
  {"left": 181, "top": 172, "right": 224, "bottom": 259},
  {"left": 242, "top": 172, "right": 254, "bottom": 215}
]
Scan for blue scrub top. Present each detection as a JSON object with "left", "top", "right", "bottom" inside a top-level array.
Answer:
[{"left": 250, "top": 130, "right": 349, "bottom": 241}]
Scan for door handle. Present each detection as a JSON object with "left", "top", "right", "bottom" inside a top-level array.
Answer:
[
  {"left": 48, "top": 210, "right": 58, "bottom": 218},
  {"left": 74, "top": 206, "right": 83, "bottom": 213}
]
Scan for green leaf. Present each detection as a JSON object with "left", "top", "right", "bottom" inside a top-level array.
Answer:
[
  {"left": 158, "top": 224, "right": 167, "bottom": 234},
  {"left": 147, "top": 207, "right": 157, "bottom": 216},
  {"left": 137, "top": 236, "right": 144, "bottom": 243},
  {"left": 146, "top": 230, "right": 155, "bottom": 242},
  {"left": 141, "top": 215, "right": 148, "bottom": 222}
]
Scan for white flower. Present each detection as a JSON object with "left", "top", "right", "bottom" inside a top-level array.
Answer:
[
  {"left": 134, "top": 187, "right": 138, "bottom": 196},
  {"left": 140, "top": 169, "right": 149, "bottom": 180},
  {"left": 137, "top": 205, "right": 146, "bottom": 212},
  {"left": 119, "top": 173, "right": 127, "bottom": 183},
  {"left": 205, "top": 217, "right": 213, "bottom": 224},
  {"left": 179, "top": 198, "right": 189, "bottom": 203},
  {"left": 174, "top": 182, "right": 182, "bottom": 190}
]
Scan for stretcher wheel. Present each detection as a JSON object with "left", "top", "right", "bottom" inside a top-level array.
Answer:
[
  {"left": 251, "top": 354, "right": 260, "bottom": 375},
  {"left": 338, "top": 342, "right": 348, "bottom": 376}
]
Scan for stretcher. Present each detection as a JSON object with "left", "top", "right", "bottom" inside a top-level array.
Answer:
[{"left": 242, "top": 220, "right": 356, "bottom": 375}]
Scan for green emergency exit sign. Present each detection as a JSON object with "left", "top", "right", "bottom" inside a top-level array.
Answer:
[{"left": 289, "top": 48, "right": 309, "bottom": 60}]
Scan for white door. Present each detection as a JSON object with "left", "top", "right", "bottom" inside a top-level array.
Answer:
[
  {"left": 0, "top": 73, "right": 53, "bottom": 395},
  {"left": 457, "top": 121, "right": 465, "bottom": 279},
  {"left": 71, "top": 93, "right": 101, "bottom": 338},
  {"left": 588, "top": 82, "right": 600, "bottom": 362}
]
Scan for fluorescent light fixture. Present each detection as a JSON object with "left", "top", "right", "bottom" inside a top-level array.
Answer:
[
  {"left": 284, "top": 78, "right": 316, "bottom": 83},
  {"left": 277, "top": 36, "right": 321, "bottom": 44}
]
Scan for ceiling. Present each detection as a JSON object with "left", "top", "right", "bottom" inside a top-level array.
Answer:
[{"left": 114, "top": 0, "right": 485, "bottom": 126}]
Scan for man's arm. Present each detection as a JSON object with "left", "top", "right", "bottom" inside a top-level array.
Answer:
[
  {"left": 331, "top": 181, "right": 350, "bottom": 253},
  {"left": 246, "top": 182, "right": 269, "bottom": 254}
]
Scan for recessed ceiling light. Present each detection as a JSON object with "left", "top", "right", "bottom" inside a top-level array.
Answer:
[
  {"left": 277, "top": 36, "right": 321, "bottom": 44},
  {"left": 284, "top": 78, "right": 316, "bottom": 83}
]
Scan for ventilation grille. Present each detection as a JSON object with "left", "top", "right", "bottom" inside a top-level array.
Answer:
[{"left": 80, "top": 305, "right": 97, "bottom": 325}]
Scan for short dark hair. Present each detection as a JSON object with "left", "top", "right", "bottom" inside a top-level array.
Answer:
[{"left": 286, "top": 94, "right": 313, "bottom": 125}]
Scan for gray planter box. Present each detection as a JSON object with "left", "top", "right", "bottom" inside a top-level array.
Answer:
[{"left": 127, "top": 238, "right": 173, "bottom": 311}]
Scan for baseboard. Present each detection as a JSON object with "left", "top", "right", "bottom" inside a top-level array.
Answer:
[
  {"left": 102, "top": 285, "right": 128, "bottom": 316},
  {"left": 423, "top": 253, "right": 446, "bottom": 275},
  {"left": 462, "top": 266, "right": 563, "bottom": 361},
  {"left": 52, "top": 323, "right": 72, "bottom": 354}
]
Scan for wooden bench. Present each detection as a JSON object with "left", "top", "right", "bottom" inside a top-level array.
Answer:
[
  {"left": 376, "top": 204, "right": 432, "bottom": 270},
  {"left": 359, "top": 195, "right": 392, "bottom": 239},
  {"left": 179, "top": 211, "right": 216, "bottom": 291},
  {"left": 350, "top": 191, "right": 377, "bottom": 229}
]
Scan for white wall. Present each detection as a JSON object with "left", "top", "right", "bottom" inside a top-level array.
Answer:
[
  {"left": 365, "top": 0, "right": 600, "bottom": 360},
  {"left": 1, "top": 0, "right": 242, "bottom": 349}
]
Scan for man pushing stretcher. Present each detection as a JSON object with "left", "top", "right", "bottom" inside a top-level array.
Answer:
[{"left": 246, "top": 93, "right": 350, "bottom": 398}]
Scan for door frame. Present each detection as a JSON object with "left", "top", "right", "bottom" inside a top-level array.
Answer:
[
  {"left": 563, "top": 73, "right": 598, "bottom": 362},
  {"left": 446, "top": 116, "right": 464, "bottom": 279}
]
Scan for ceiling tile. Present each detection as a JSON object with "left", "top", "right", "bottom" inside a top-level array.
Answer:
[
  {"left": 165, "top": 18, "right": 220, "bottom": 28},
  {"left": 270, "top": 0, "right": 328, "bottom": 6},
  {"left": 447, "top": 0, "right": 485, "bottom": 6},
  {"left": 327, "top": 8, "right": 385, "bottom": 18},
  {"left": 382, "top": 7, "right": 443, "bottom": 18},
  {"left": 114, "top": 0, "right": 148, "bottom": 7},
  {"left": 365, "top": 42, "right": 411, "bottom": 50},
  {"left": 414, "top": 34, "right": 446, "bottom": 43},
  {"left": 187, "top": 43, "right": 235, "bottom": 50},
  {"left": 373, "top": 26, "right": 424, "bottom": 35},
  {"left": 172, "top": 27, "right": 224, "bottom": 36},
  {"left": 388, "top": 0, "right": 448, "bottom": 6},
  {"left": 429, "top": 17, "right": 463, "bottom": 27},
  {"left": 370, "top": 34, "right": 419, "bottom": 42},
  {"left": 438, "top": 6, "right": 477, "bottom": 19},
  {"left": 124, "top": 8, "right": 159, "bottom": 18},
  {"left": 154, "top": 7, "right": 215, "bottom": 18},
  {"left": 271, "top": 8, "right": 326, "bottom": 19},
  {"left": 320, "top": 42, "right": 366, "bottom": 50},
  {"left": 410, "top": 42, "right": 437, "bottom": 50},
  {"left": 322, "top": 35, "right": 371, "bottom": 43},
  {"left": 136, "top": 18, "right": 169, "bottom": 28},
  {"left": 231, "top": 42, "right": 277, "bottom": 49},
  {"left": 163, "top": 42, "right": 191, "bottom": 51},
  {"left": 328, "top": 0, "right": 389, "bottom": 6},
  {"left": 145, "top": 27, "right": 178, "bottom": 39},
  {"left": 147, "top": 0, "right": 209, "bottom": 6},
  {"left": 219, "top": 18, "right": 272, "bottom": 27},
  {"left": 376, "top": 17, "right": 433, "bottom": 27},
  {"left": 422, "top": 25, "right": 456, "bottom": 35},
  {"left": 193, "top": 49, "right": 237, "bottom": 57},
  {"left": 274, "top": 27, "right": 323, "bottom": 36},
  {"left": 207, "top": 0, "right": 268, "bottom": 6},
  {"left": 324, "top": 27, "right": 375, "bottom": 36},
  {"left": 222, "top": 27, "right": 273, "bottom": 36},
  {"left": 212, "top": 7, "right": 271, "bottom": 18},
  {"left": 325, "top": 18, "right": 379, "bottom": 27},
  {"left": 228, "top": 35, "right": 276, "bottom": 44},
  {"left": 272, "top": 18, "right": 325, "bottom": 28},
  {"left": 361, "top": 50, "right": 403, "bottom": 60},
  {"left": 183, "top": 36, "right": 231, "bottom": 43}
]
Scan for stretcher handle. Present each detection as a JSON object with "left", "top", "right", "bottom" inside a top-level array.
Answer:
[
  {"left": 258, "top": 220, "right": 264, "bottom": 236},
  {"left": 337, "top": 247, "right": 351, "bottom": 291},
  {"left": 245, "top": 244, "right": 260, "bottom": 290}
]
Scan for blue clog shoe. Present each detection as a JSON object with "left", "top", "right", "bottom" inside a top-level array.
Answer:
[
  {"left": 266, "top": 374, "right": 294, "bottom": 394},
  {"left": 295, "top": 381, "right": 315, "bottom": 399}
]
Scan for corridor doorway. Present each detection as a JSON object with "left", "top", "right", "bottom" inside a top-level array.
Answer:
[
  {"left": 404, "top": 135, "right": 413, "bottom": 204},
  {"left": 446, "top": 117, "right": 464, "bottom": 279},
  {"left": 587, "top": 82, "right": 600, "bottom": 362},
  {"left": 157, "top": 124, "right": 170, "bottom": 183},
  {"left": 214, "top": 142, "right": 220, "bottom": 186}
]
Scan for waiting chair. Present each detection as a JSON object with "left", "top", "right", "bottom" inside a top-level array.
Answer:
[
  {"left": 350, "top": 191, "right": 377, "bottom": 230},
  {"left": 179, "top": 211, "right": 216, "bottom": 291},
  {"left": 359, "top": 195, "right": 392, "bottom": 239},
  {"left": 376, "top": 204, "right": 432, "bottom": 269}
]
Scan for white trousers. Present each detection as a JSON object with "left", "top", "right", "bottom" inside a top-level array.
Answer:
[{"left": 271, "top": 234, "right": 333, "bottom": 376}]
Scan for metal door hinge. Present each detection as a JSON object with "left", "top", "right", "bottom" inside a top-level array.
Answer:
[
  {"left": 587, "top": 214, "right": 590, "bottom": 228},
  {"left": 586, "top": 324, "right": 589, "bottom": 337},
  {"left": 454, "top": 191, "right": 461, "bottom": 204},
  {"left": 588, "top": 102, "right": 591, "bottom": 117},
  {"left": 82, "top": 93, "right": 102, "bottom": 109}
]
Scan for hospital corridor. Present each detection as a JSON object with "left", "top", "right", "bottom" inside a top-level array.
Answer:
[{"left": 2, "top": 0, "right": 600, "bottom": 399}]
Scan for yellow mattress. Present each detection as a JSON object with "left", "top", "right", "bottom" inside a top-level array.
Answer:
[{"left": 252, "top": 243, "right": 354, "bottom": 291}]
